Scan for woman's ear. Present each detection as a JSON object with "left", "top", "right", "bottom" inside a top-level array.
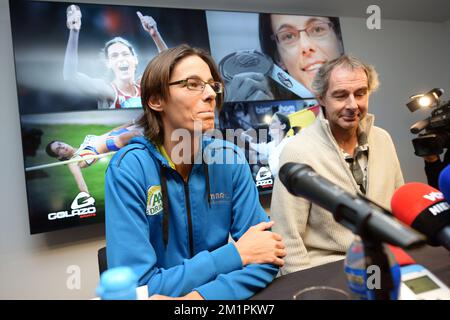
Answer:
[{"left": 147, "top": 96, "right": 163, "bottom": 112}]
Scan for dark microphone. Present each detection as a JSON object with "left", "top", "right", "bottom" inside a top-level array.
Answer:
[
  {"left": 391, "top": 182, "right": 450, "bottom": 251},
  {"left": 279, "top": 162, "right": 425, "bottom": 248}
]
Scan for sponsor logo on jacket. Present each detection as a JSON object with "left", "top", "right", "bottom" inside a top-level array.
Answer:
[{"left": 146, "top": 185, "right": 163, "bottom": 215}]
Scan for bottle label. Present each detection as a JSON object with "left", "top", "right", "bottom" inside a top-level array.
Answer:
[{"left": 344, "top": 265, "right": 368, "bottom": 300}]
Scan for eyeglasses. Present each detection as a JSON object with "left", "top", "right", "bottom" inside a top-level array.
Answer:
[
  {"left": 169, "top": 78, "right": 223, "bottom": 94},
  {"left": 272, "top": 22, "right": 334, "bottom": 47}
]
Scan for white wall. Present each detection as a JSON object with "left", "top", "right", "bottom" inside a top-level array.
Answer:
[{"left": 1, "top": 0, "right": 450, "bottom": 299}]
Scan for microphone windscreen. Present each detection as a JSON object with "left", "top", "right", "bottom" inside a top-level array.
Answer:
[
  {"left": 391, "top": 182, "right": 450, "bottom": 246},
  {"left": 438, "top": 164, "right": 450, "bottom": 200},
  {"left": 386, "top": 244, "right": 416, "bottom": 266},
  {"left": 391, "top": 182, "right": 442, "bottom": 226}
]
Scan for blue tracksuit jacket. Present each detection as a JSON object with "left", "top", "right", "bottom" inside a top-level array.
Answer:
[{"left": 105, "top": 135, "right": 278, "bottom": 299}]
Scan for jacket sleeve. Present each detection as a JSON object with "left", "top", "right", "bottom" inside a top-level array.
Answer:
[
  {"left": 193, "top": 152, "right": 279, "bottom": 300},
  {"left": 269, "top": 148, "right": 312, "bottom": 274},
  {"left": 105, "top": 158, "right": 244, "bottom": 298}
]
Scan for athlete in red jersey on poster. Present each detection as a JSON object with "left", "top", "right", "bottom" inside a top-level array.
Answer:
[{"left": 63, "top": 4, "right": 168, "bottom": 109}]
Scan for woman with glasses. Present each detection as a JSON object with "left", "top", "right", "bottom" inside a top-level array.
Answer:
[
  {"left": 259, "top": 14, "right": 344, "bottom": 95},
  {"left": 104, "top": 44, "right": 286, "bottom": 300},
  {"left": 223, "top": 13, "right": 343, "bottom": 102}
]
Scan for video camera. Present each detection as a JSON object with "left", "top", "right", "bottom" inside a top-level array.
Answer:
[{"left": 407, "top": 88, "right": 450, "bottom": 156}]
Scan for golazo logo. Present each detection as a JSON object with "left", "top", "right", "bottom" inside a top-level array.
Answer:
[
  {"left": 71, "top": 192, "right": 95, "bottom": 209},
  {"left": 256, "top": 167, "right": 273, "bottom": 188},
  {"left": 48, "top": 192, "right": 96, "bottom": 220},
  {"left": 423, "top": 191, "right": 444, "bottom": 202}
]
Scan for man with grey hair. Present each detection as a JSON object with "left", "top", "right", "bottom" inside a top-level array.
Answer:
[{"left": 270, "top": 54, "right": 404, "bottom": 273}]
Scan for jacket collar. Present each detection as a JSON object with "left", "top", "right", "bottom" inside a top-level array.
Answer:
[
  {"left": 316, "top": 107, "right": 375, "bottom": 144},
  {"left": 130, "top": 135, "right": 217, "bottom": 168}
]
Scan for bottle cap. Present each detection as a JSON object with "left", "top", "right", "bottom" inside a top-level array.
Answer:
[{"left": 96, "top": 267, "right": 137, "bottom": 300}]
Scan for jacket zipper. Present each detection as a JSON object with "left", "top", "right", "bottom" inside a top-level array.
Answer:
[
  {"left": 183, "top": 181, "right": 195, "bottom": 258},
  {"left": 161, "top": 163, "right": 195, "bottom": 258}
]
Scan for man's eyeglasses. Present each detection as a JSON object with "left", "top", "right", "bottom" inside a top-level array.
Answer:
[
  {"left": 271, "top": 22, "right": 334, "bottom": 47},
  {"left": 169, "top": 78, "right": 223, "bottom": 94}
]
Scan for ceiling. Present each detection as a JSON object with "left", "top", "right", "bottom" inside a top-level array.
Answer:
[
  {"left": 173, "top": 0, "right": 450, "bottom": 22},
  {"left": 4, "top": 0, "right": 450, "bottom": 22},
  {"left": 245, "top": 0, "right": 450, "bottom": 22}
]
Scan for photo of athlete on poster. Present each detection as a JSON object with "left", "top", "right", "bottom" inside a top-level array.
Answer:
[
  {"left": 11, "top": 1, "right": 210, "bottom": 114},
  {"left": 22, "top": 110, "right": 142, "bottom": 233},
  {"left": 207, "top": 11, "right": 344, "bottom": 102},
  {"left": 44, "top": 122, "right": 143, "bottom": 193},
  {"left": 10, "top": 1, "right": 211, "bottom": 233},
  {"left": 218, "top": 100, "right": 320, "bottom": 193},
  {"left": 62, "top": 4, "right": 168, "bottom": 109}
]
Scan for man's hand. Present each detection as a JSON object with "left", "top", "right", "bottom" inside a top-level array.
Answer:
[
  {"left": 225, "top": 72, "right": 274, "bottom": 102},
  {"left": 234, "top": 221, "right": 286, "bottom": 267},
  {"left": 137, "top": 11, "right": 158, "bottom": 37},
  {"left": 66, "top": 4, "right": 82, "bottom": 31}
]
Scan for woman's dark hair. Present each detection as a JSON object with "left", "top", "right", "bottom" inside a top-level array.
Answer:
[
  {"left": 137, "top": 44, "right": 224, "bottom": 145},
  {"left": 103, "top": 37, "right": 137, "bottom": 59},
  {"left": 273, "top": 112, "right": 291, "bottom": 135},
  {"left": 45, "top": 140, "right": 59, "bottom": 158},
  {"left": 45, "top": 140, "right": 70, "bottom": 161}
]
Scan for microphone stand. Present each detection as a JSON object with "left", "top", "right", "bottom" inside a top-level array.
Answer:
[
  {"left": 361, "top": 237, "right": 396, "bottom": 300},
  {"left": 336, "top": 206, "right": 397, "bottom": 300}
]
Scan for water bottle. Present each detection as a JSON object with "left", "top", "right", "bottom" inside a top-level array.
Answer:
[
  {"left": 344, "top": 236, "right": 401, "bottom": 300},
  {"left": 96, "top": 267, "right": 137, "bottom": 300}
]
